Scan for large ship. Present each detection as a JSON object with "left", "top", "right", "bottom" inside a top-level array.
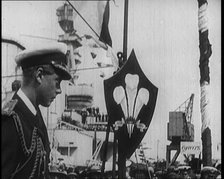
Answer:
[{"left": 47, "top": 2, "right": 117, "bottom": 177}]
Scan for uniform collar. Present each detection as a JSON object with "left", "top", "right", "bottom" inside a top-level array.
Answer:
[{"left": 17, "top": 88, "right": 37, "bottom": 115}]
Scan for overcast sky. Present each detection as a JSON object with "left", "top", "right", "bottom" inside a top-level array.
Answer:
[{"left": 2, "top": 0, "right": 221, "bottom": 160}]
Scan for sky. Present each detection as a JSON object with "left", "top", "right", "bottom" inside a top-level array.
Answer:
[{"left": 2, "top": 0, "right": 221, "bottom": 160}]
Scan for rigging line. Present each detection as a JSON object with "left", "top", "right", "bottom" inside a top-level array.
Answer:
[
  {"left": 71, "top": 65, "right": 113, "bottom": 72},
  {"left": 66, "top": 0, "right": 108, "bottom": 47},
  {"left": 2, "top": 74, "right": 23, "bottom": 79},
  {"left": 1, "top": 66, "right": 114, "bottom": 79},
  {"left": 20, "top": 34, "right": 58, "bottom": 41}
]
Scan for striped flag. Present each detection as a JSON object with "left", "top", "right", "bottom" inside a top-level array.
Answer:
[{"left": 197, "top": 0, "right": 212, "bottom": 166}]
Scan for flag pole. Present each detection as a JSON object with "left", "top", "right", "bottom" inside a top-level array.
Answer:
[
  {"left": 122, "top": 0, "right": 129, "bottom": 64},
  {"left": 117, "top": 0, "right": 129, "bottom": 178},
  {"left": 197, "top": 0, "right": 212, "bottom": 166}
]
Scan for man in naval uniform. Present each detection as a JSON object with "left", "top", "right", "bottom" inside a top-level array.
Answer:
[{"left": 1, "top": 43, "right": 71, "bottom": 179}]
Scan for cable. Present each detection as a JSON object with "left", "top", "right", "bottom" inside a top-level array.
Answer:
[
  {"left": 20, "top": 34, "right": 58, "bottom": 41},
  {"left": 1, "top": 65, "right": 113, "bottom": 79},
  {"left": 66, "top": 0, "right": 100, "bottom": 39}
]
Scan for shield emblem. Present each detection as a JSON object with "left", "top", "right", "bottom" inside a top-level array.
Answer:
[{"left": 104, "top": 49, "right": 158, "bottom": 158}]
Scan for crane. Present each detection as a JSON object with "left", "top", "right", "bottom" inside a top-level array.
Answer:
[
  {"left": 166, "top": 94, "right": 195, "bottom": 167},
  {"left": 174, "top": 93, "right": 194, "bottom": 141}
]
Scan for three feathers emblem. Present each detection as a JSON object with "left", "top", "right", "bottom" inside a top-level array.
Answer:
[{"left": 113, "top": 73, "right": 149, "bottom": 137}]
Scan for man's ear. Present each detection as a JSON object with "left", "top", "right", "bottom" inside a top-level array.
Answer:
[{"left": 35, "top": 67, "right": 44, "bottom": 84}]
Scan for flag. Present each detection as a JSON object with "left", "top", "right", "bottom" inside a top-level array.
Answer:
[
  {"left": 71, "top": 0, "right": 112, "bottom": 47},
  {"left": 70, "top": 0, "right": 118, "bottom": 76},
  {"left": 99, "top": 0, "right": 112, "bottom": 47}
]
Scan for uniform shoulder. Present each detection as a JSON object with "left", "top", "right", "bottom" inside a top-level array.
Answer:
[{"left": 1, "top": 99, "right": 18, "bottom": 116}]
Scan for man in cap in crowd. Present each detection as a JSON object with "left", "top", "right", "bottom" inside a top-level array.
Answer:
[
  {"left": 200, "top": 166, "right": 220, "bottom": 179},
  {"left": 1, "top": 42, "right": 71, "bottom": 179}
]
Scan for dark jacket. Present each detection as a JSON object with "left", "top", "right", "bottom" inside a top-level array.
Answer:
[{"left": 1, "top": 93, "right": 51, "bottom": 179}]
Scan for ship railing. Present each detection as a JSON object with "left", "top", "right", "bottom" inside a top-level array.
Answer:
[{"left": 56, "top": 120, "right": 94, "bottom": 138}]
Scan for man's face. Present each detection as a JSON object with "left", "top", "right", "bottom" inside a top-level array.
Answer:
[{"left": 37, "top": 71, "right": 62, "bottom": 107}]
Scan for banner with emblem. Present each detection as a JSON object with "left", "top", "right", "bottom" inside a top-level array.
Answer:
[{"left": 104, "top": 49, "right": 158, "bottom": 158}]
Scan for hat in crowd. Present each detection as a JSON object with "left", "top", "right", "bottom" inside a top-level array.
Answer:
[
  {"left": 15, "top": 42, "right": 71, "bottom": 80},
  {"left": 201, "top": 166, "right": 219, "bottom": 177},
  {"left": 201, "top": 166, "right": 218, "bottom": 173}
]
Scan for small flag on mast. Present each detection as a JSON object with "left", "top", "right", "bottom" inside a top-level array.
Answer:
[
  {"left": 71, "top": 0, "right": 112, "bottom": 47},
  {"left": 99, "top": 0, "right": 112, "bottom": 47}
]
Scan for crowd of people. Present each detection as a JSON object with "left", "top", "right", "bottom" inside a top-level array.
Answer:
[
  {"left": 47, "top": 158, "right": 222, "bottom": 179},
  {"left": 153, "top": 165, "right": 221, "bottom": 179}
]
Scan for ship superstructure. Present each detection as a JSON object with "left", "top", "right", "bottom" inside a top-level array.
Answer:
[{"left": 47, "top": 2, "right": 115, "bottom": 171}]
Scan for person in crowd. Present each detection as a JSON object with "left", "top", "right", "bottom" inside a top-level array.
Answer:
[
  {"left": 165, "top": 166, "right": 180, "bottom": 179},
  {"left": 200, "top": 166, "right": 219, "bottom": 179}
]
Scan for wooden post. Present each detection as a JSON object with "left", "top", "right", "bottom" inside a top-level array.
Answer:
[
  {"left": 118, "top": 143, "right": 126, "bottom": 178},
  {"left": 112, "top": 131, "right": 117, "bottom": 178},
  {"left": 101, "top": 120, "right": 111, "bottom": 174}
]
